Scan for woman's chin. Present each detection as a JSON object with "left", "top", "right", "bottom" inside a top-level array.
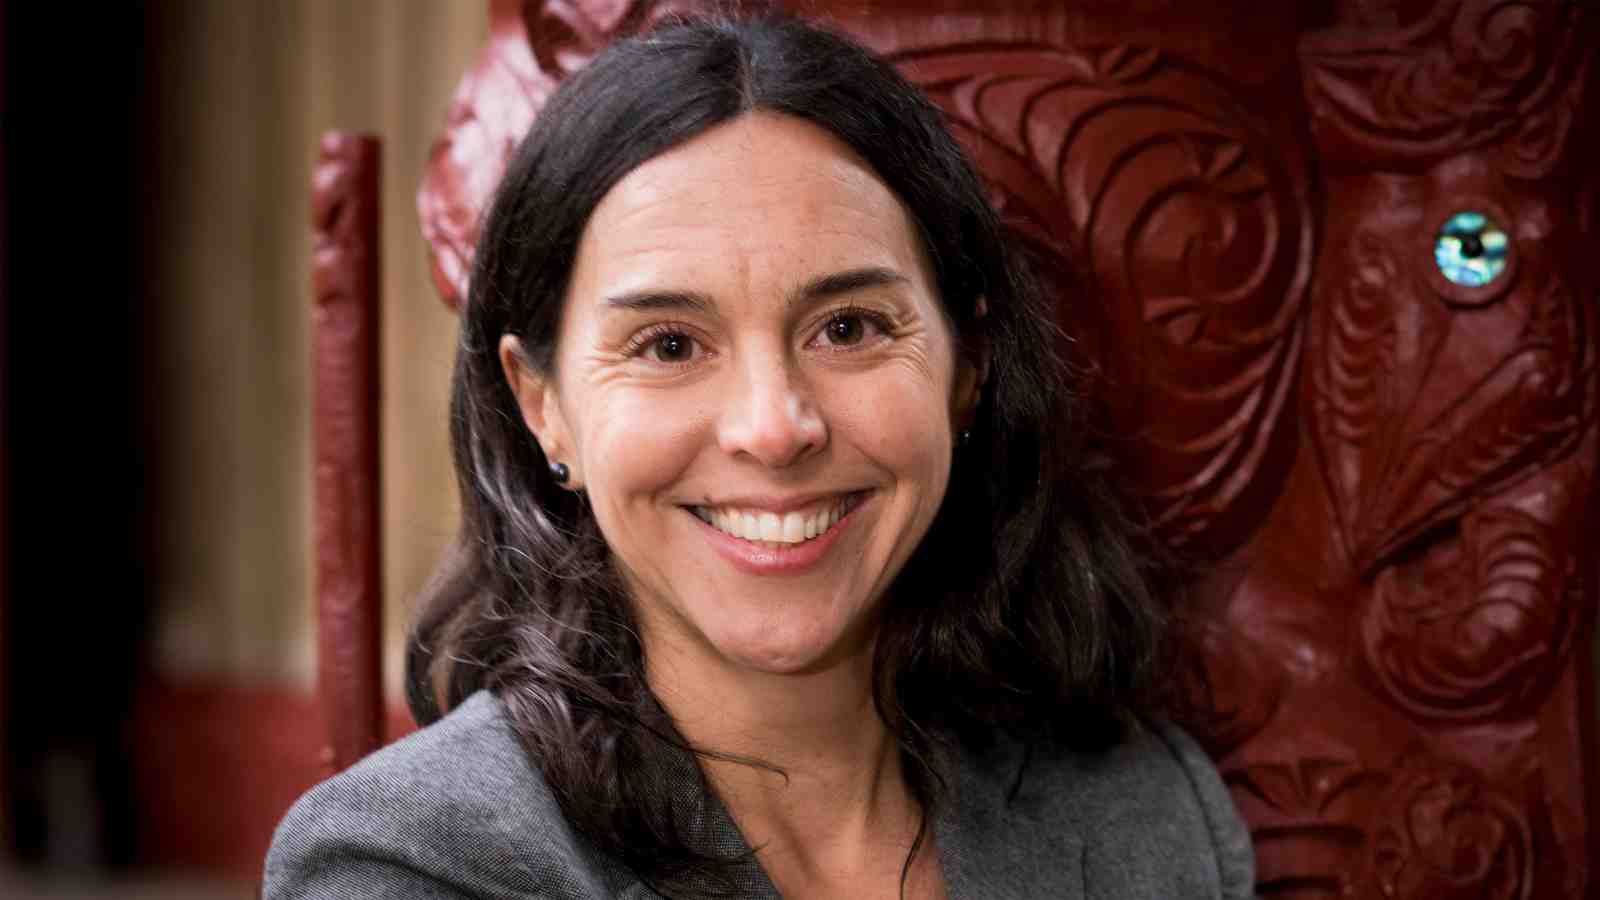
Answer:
[{"left": 708, "top": 623, "right": 865, "bottom": 677}]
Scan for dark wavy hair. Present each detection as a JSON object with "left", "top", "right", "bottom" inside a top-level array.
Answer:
[{"left": 407, "top": 11, "right": 1162, "bottom": 896}]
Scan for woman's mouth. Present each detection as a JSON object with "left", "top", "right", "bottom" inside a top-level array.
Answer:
[{"left": 688, "top": 492, "right": 866, "bottom": 548}]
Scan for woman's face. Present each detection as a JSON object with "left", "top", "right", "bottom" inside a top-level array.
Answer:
[{"left": 503, "top": 113, "right": 979, "bottom": 677}]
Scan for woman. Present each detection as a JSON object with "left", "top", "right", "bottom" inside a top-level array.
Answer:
[{"left": 267, "top": 13, "right": 1253, "bottom": 900}]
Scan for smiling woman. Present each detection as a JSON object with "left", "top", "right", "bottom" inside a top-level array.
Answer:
[
  {"left": 265, "top": 12, "right": 1253, "bottom": 900},
  {"left": 504, "top": 113, "right": 974, "bottom": 682}
]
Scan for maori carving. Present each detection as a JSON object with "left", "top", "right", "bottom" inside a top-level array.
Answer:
[
  {"left": 1229, "top": 753, "right": 1390, "bottom": 896},
  {"left": 312, "top": 132, "right": 385, "bottom": 774},
  {"left": 413, "top": 2, "right": 1600, "bottom": 896},
  {"left": 525, "top": 0, "right": 703, "bottom": 79},
  {"left": 1230, "top": 739, "right": 1559, "bottom": 897},
  {"left": 419, "top": 0, "right": 706, "bottom": 309},
  {"left": 1308, "top": 228, "right": 1594, "bottom": 578},
  {"left": 1364, "top": 752, "right": 1534, "bottom": 899},
  {"left": 1275, "top": 0, "right": 1595, "bottom": 893},
  {"left": 417, "top": 7, "right": 542, "bottom": 310},
  {"left": 1363, "top": 506, "right": 1578, "bottom": 723},
  {"left": 893, "top": 43, "right": 1314, "bottom": 557},
  {"left": 1300, "top": 0, "right": 1590, "bottom": 175}
]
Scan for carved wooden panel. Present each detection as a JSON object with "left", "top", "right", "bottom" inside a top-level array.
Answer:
[
  {"left": 312, "top": 132, "right": 385, "bottom": 775},
  {"left": 415, "top": 2, "right": 1599, "bottom": 895}
]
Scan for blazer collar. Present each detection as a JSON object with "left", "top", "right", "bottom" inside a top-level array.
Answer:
[
  {"left": 666, "top": 734, "right": 1085, "bottom": 900},
  {"left": 934, "top": 734, "right": 1086, "bottom": 900}
]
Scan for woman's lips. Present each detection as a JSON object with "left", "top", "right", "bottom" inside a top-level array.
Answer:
[
  {"left": 690, "top": 492, "right": 864, "bottom": 543},
  {"left": 685, "top": 492, "right": 867, "bottom": 575}
]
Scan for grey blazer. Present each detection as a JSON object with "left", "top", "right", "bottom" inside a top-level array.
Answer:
[{"left": 265, "top": 691, "right": 1254, "bottom": 898}]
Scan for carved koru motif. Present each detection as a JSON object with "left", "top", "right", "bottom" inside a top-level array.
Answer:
[
  {"left": 893, "top": 44, "right": 1314, "bottom": 557},
  {"left": 1364, "top": 506, "right": 1581, "bottom": 723},
  {"left": 1300, "top": 0, "right": 1591, "bottom": 176},
  {"left": 1362, "top": 751, "right": 1535, "bottom": 899}
]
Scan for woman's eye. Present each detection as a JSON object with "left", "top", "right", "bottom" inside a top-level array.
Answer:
[
  {"left": 645, "top": 332, "right": 696, "bottom": 363},
  {"left": 826, "top": 315, "right": 864, "bottom": 346},
  {"left": 817, "top": 311, "right": 885, "bottom": 349}
]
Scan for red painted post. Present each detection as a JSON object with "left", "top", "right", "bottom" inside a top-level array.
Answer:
[{"left": 310, "top": 132, "right": 384, "bottom": 775}]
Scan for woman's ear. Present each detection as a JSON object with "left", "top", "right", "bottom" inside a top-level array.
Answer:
[
  {"left": 499, "top": 334, "right": 575, "bottom": 476},
  {"left": 951, "top": 297, "right": 991, "bottom": 429}
]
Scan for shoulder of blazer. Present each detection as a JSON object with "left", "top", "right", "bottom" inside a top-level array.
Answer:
[
  {"left": 263, "top": 690, "right": 621, "bottom": 899},
  {"left": 1001, "top": 719, "right": 1256, "bottom": 900}
]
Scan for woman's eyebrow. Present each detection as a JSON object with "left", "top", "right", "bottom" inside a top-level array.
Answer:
[
  {"left": 599, "top": 267, "right": 906, "bottom": 315},
  {"left": 789, "top": 266, "right": 908, "bottom": 308},
  {"left": 601, "top": 289, "right": 714, "bottom": 314}
]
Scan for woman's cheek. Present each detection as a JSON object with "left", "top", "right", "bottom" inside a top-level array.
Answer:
[
  {"left": 836, "top": 368, "right": 953, "bottom": 466},
  {"left": 583, "top": 385, "right": 710, "bottom": 498}
]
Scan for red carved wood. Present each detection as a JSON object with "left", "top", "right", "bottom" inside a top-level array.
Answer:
[
  {"left": 311, "top": 132, "right": 384, "bottom": 775},
  {"left": 414, "top": 2, "right": 1600, "bottom": 895}
]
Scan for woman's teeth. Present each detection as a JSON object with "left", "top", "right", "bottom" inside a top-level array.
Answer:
[{"left": 691, "top": 495, "right": 859, "bottom": 545}]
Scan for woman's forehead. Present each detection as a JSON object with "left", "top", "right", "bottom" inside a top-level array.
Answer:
[{"left": 569, "top": 113, "right": 932, "bottom": 299}]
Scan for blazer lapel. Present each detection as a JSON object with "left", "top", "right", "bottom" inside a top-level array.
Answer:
[
  {"left": 934, "top": 737, "right": 1086, "bottom": 900},
  {"left": 662, "top": 744, "right": 782, "bottom": 899}
]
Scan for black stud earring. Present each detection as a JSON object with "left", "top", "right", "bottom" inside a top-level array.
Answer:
[
  {"left": 959, "top": 429, "right": 972, "bottom": 446},
  {"left": 549, "top": 461, "right": 570, "bottom": 484}
]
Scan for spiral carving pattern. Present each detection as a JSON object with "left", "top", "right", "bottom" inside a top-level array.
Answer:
[{"left": 895, "top": 44, "right": 1314, "bottom": 557}]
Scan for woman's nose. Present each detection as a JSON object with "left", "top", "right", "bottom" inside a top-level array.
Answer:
[{"left": 716, "top": 356, "right": 827, "bottom": 468}]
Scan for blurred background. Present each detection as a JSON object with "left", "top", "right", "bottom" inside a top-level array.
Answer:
[{"left": 2, "top": 2, "right": 488, "bottom": 894}]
